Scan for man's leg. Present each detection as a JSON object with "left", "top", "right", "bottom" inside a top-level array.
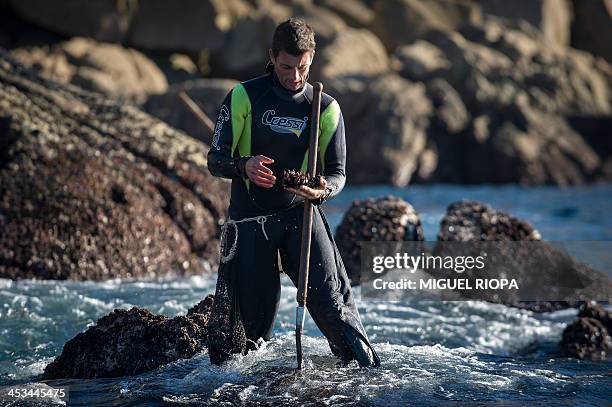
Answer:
[
  {"left": 208, "top": 220, "right": 281, "bottom": 365},
  {"left": 234, "top": 221, "right": 281, "bottom": 349},
  {"left": 281, "top": 204, "right": 381, "bottom": 367}
]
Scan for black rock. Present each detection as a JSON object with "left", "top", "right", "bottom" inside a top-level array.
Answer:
[
  {"left": 42, "top": 295, "right": 214, "bottom": 379},
  {"left": 560, "top": 301, "right": 612, "bottom": 361},
  {"left": 0, "top": 49, "right": 229, "bottom": 280},
  {"left": 438, "top": 200, "right": 541, "bottom": 241},
  {"left": 577, "top": 301, "right": 612, "bottom": 332},
  {"left": 434, "top": 200, "right": 611, "bottom": 312},
  {"left": 335, "top": 195, "right": 424, "bottom": 285}
]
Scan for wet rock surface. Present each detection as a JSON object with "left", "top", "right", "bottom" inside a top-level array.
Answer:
[
  {"left": 560, "top": 301, "right": 612, "bottom": 361},
  {"left": 434, "top": 200, "right": 611, "bottom": 313},
  {"left": 42, "top": 295, "right": 215, "bottom": 379},
  {"left": 577, "top": 301, "right": 612, "bottom": 332},
  {"left": 338, "top": 197, "right": 610, "bottom": 314},
  {"left": 335, "top": 196, "right": 424, "bottom": 285},
  {"left": 438, "top": 200, "right": 541, "bottom": 241},
  {"left": 0, "top": 51, "right": 229, "bottom": 280}
]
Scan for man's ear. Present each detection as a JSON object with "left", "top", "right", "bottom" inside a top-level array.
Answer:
[{"left": 268, "top": 49, "right": 274, "bottom": 63}]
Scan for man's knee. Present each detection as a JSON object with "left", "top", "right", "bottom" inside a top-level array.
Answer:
[{"left": 307, "top": 292, "right": 344, "bottom": 324}]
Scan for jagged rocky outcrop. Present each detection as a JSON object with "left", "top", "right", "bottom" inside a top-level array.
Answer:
[
  {"left": 395, "top": 19, "right": 611, "bottom": 185},
  {"left": 438, "top": 200, "right": 541, "bottom": 241},
  {"left": 10, "top": 37, "right": 168, "bottom": 102},
  {"left": 435, "top": 200, "right": 611, "bottom": 312},
  {"left": 326, "top": 73, "right": 432, "bottom": 186},
  {"left": 335, "top": 196, "right": 424, "bottom": 285},
  {"left": 0, "top": 50, "right": 229, "bottom": 280},
  {"left": 4, "top": 0, "right": 610, "bottom": 185},
  {"left": 560, "top": 301, "right": 612, "bottom": 361},
  {"left": 42, "top": 295, "right": 215, "bottom": 379},
  {"left": 311, "top": 27, "right": 390, "bottom": 81},
  {"left": 340, "top": 197, "right": 610, "bottom": 312},
  {"left": 318, "top": 16, "right": 611, "bottom": 186},
  {"left": 416, "top": 78, "right": 470, "bottom": 182}
]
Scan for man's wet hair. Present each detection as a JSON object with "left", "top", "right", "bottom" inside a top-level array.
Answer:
[{"left": 271, "top": 18, "right": 316, "bottom": 57}]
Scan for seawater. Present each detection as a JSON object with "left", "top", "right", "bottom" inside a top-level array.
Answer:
[{"left": 0, "top": 184, "right": 610, "bottom": 406}]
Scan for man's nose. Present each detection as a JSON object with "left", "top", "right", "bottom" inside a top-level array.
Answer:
[{"left": 291, "top": 68, "right": 300, "bottom": 80}]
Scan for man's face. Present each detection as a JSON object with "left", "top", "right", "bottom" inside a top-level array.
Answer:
[{"left": 269, "top": 49, "right": 314, "bottom": 91}]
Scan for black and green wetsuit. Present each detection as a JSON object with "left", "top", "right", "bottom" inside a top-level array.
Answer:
[
  {"left": 208, "top": 70, "right": 346, "bottom": 217},
  {"left": 207, "top": 71, "right": 380, "bottom": 367}
]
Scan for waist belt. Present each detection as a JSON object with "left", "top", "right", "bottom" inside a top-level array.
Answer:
[
  {"left": 219, "top": 203, "right": 305, "bottom": 263},
  {"left": 219, "top": 215, "right": 271, "bottom": 263}
]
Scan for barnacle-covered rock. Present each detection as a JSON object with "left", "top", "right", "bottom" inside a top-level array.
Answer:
[
  {"left": 0, "top": 50, "right": 229, "bottom": 280},
  {"left": 335, "top": 195, "right": 424, "bottom": 285},
  {"left": 42, "top": 295, "right": 215, "bottom": 379},
  {"left": 282, "top": 169, "right": 323, "bottom": 190}
]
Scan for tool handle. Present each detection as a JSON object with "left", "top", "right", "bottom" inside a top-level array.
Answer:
[
  {"left": 296, "top": 82, "right": 323, "bottom": 306},
  {"left": 305, "top": 82, "right": 323, "bottom": 177}
]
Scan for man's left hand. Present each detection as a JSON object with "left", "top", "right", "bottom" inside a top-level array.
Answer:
[{"left": 287, "top": 177, "right": 327, "bottom": 201}]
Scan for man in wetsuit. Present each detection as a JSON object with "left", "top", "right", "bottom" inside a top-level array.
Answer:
[{"left": 207, "top": 18, "right": 380, "bottom": 368}]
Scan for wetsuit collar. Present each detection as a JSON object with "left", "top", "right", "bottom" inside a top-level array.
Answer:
[{"left": 270, "top": 71, "right": 310, "bottom": 103}]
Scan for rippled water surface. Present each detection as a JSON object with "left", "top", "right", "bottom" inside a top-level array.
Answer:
[{"left": 1, "top": 185, "right": 611, "bottom": 406}]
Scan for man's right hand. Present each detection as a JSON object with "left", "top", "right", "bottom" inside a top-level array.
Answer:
[{"left": 245, "top": 155, "right": 276, "bottom": 188}]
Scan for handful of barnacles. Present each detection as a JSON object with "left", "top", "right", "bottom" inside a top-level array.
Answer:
[{"left": 282, "top": 169, "right": 323, "bottom": 190}]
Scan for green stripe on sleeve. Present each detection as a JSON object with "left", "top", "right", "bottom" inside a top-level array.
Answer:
[
  {"left": 300, "top": 100, "right": 341, "bottom": 173},
  {"left": 230, "top": 84, "right": 251, "bottom": 156},
  {"left": 230, "top": 83, "right": 252, "bottom": 190},
  {"left": 318, "top": 100, "right": 340, "bottom": 170}
]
